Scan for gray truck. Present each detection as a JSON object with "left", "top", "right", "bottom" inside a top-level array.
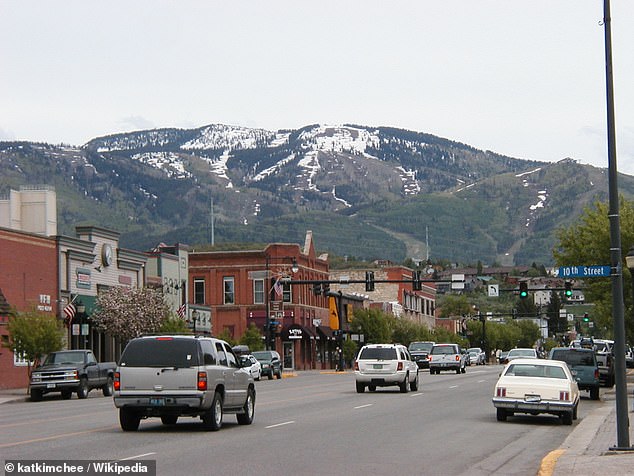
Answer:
[{"left": 29, "top": 350, "right": 116, "bottom": 401}]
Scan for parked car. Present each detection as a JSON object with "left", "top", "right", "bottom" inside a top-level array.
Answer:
[
  {"left": 29, "top": 350, "right": 116, "bottom": 401},
  {"left": 492, "top": 358, "right": 580, "bottom": 425},
  {"left": 626, "top": 345, "right": 634, "bottom": 369},
  {"left": 468, "top": 347, "right": 486, "bottom": 365},
  {"left": 429, "top": 343, "right": 466, "bottom": 374},
  {"left": 354, "top": 343, "right": 419, "bottom": 393},
  {"left": 251, "top": 350, "right": 282, "bottom": 380},
  {"left": 498, "top": 351, "right": 509, "bottom": 365},
  {"left": 113, "top": 335, "right": 256, "bottom": 431},
  {"left": 408, "top": 341, "right": 435, "bottom": 369},
  {"left": 549, "top": 347, "right": 600, "bottom": 400},
  {"left": 505, "top": 348, "right": 538, "bottom": 362},
  {"left": 239, "top": 354, "right": 262, "bottom": 381}
]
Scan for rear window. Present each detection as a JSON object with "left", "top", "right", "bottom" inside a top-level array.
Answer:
[
  {"left": 505, "top": 363, "right": 567, "bottom": 379},
  {"left": 551, "top": 350, "right": 596, "bottom": 366},
  {"left": 431, "top": 345, "right": 457, "bottom": 355},
  {"left": 409, "top": 342, "right": 434, "bottom": 352},
  {"left": 119, "top": 338, "right": 200, "bottom": 368},
  {"left": 358, "top": 347, "right": 398, "bottom": 360}
]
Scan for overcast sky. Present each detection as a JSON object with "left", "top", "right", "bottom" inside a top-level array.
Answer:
[{"left": 2, "top": 1, "right": 634, "bottom": 174}]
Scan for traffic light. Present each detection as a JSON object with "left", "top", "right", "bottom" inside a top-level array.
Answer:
[
  {"left": 583, "top": 313, "right": 590, "bottom": 322},
  {"left": 312, "top": 283, "right": 322, "bottom": 295},
  {"left": 412, "top": 270, "right": 422, "bottom": 291},
  {"left": 519, "top": 281, "right": 528, "bottom": 299},
  {"left": 365, "top": 271, "right": 375, "bottom": 292},
  {"left": 322, "top": 282, "right": 330, "bottom": 295},
  {"left": 564, "top": 281, "right": 573, "bottom": 298}
]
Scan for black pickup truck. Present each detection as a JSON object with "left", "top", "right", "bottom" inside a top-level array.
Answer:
[{"left": 29, "top": 350, "right": 116, "bottom": 401}]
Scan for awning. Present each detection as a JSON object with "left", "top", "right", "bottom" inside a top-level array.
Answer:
[
  {"left": 282, "top": 323, "right": 315, "bottom": 340},
  {"left": 317, "top": 326, "right": 335, "bottom": 340}
]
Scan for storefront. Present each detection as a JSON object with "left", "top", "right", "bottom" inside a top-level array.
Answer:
[{"left": 281, "top": 323, "right": 316, "bottom": 371}]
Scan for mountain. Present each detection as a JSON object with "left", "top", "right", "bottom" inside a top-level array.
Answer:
[{"left": 1, "top": 123, "right": 633, "bottom": 266}]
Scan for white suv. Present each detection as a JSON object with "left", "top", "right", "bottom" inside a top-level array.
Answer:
[
  {"left": 354, "top": 343, "right": 419, "bottom": 393},
  {"left": 113, "top": 335, "right": 255, "bottom": 431}
]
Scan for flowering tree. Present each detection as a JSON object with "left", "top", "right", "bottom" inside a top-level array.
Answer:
[{"left": 92, "top": 286, "right": 172, "bottom": 342}]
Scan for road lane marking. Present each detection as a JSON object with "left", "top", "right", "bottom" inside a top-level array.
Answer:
[
  {"left": 353, "top": 404, "right": 373, "bottom": 409},
  {"left": 266, "top": 421, "right": 295, "bottom": 429},
  {"left": 478, "top": 380, "right": 487, "bottom": 383},
  {"left": 120, "top": 453, "right": 157, "bottom": 461},
  {"left": 0, "top": 426, "right": 119, "bottom": 448},
  {"left": 410, "top": 393, "right": 424, "bottom": 397},
  {"left": 449, "top": 385, "right": 459, "bottom": 389}
]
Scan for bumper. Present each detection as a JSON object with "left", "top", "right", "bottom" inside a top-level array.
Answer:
[
  {"left": 30, "top": 380, "right": 79, "bottom": 392},
  {"left": 429, "top": 363, "right": 460, "bottom": 371},
  {"left": 114, "top": 394, "right": 206, "bottom": 415},
  {"left": 492, "top": 397, "right": 576, "bottom": 414},
  {"left": 355, "top": 371, "right": 406, "bottom": 385}
]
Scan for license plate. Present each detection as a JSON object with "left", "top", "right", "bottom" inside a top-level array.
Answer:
[
  {"left": 46, "top": 383, "right": 56, "bottom": 389},
  {"left": 373, "top": 364, "right": 382, "bottom": 369},
  {"left": 149, "top": 398, "right": 165, "bottom": 406},
  {"left": 525, "top": 395, "right": 541, "bottom": 403}
]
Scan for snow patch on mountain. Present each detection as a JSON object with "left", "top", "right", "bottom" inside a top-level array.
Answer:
[
  {"left": 299, "top": 125, "right": 380, "bottom": 158},
  {"left": 181, "top": 124, "right": 276, "bottom": 151},
  {"left": 130, "top": 152, "right": 192, "bottom": 179}
]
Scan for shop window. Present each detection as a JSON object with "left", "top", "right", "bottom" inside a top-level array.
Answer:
[
  {"left": 194, "top": 278, "right": 205, "bottom": 304},
  {"left": 223, "top": 277, "right": 235, "bottom": 305},
  {"left": 254, "top": 279, "right": 264, "bottom": 304}
]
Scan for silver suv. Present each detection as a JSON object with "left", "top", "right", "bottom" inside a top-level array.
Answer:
[
  {"left": 113, "top": 335, "right": 255, "bottom": 431},
  {"left": 429, "top": 343, "right": 467, "bottom": 374},
  {"left": 354, "top": 343, "right": 419, "bottom": 393}
]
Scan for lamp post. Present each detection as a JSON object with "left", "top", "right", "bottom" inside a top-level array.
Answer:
[
  {"left": 191, "top": 309, "right": 199, "bottom": 334},
  {"left": 265, "top": 255, "right": 298, "bottom": 350},
  {"left": 626, "top": 247, "right": 634, "bottom": 312}
]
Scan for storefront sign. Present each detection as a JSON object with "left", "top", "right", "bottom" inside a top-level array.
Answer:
[{"left": 76, "top": 268, "right": 91, "bottom": 289}]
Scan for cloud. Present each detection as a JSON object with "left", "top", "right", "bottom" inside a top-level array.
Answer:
[{"left": 117, "top": 116, "right": 156, "bottom": 132}]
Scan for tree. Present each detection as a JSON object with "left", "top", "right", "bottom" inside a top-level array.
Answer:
[
  {"left": 553, "top": 198, "right": 634, "bottom": 341},
  {"left": 349, "top": 308, "right": 393, "bottom": 344},
  {"left": 546, "top": 291, "right": 565, "bottom": 336},
  {"left": 438, "top": 294, "right": 472, "bottom": 319},
  {"left": 159, "top": 317, "right": 192, "bottom": 334},
  {"left": 239, "top": 323, "right": 265, "bottom": 351},
  {"left": 91, "top": 287, "right": 172, "bottom": 342},
  {"left": 4, "top": 310, "right": 65, "bottom": 380}
]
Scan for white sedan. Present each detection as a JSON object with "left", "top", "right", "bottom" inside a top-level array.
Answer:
[
  {"left": 239, "top": 354, "right": 262, "bottom": 381},
  {"left": 492, "top": 358, "right": 580, "bottom": 425}
]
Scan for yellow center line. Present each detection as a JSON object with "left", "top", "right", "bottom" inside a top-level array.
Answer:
[{"left": 0, "top": 425, "right": 119, "bottom": 448}]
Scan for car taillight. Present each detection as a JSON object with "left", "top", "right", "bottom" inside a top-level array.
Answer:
[
  {"left": 455, "top": 355, "right": 460, "bottom": 361},
  {"left": 354, "top": 361, "right": 359, "bottom": 371},
  {"left": 496, "top": 387, "right": 506, "bottom": 397},
  {"left": 560, "top": 391, "right": 570, "bottom": 401},
  {"left": 198, "top": 372, "right": 208, "bottom": 391},
  {"left": 428, "top": 355, "right": 432, "bottom": 361},
  {"left": 114, "top": 371, "right": 120, "bottom": 391},
  {"left": 594, "top": 369, "right": 599, "bottom": 379},
  {"left": 397, "top": 362, "right": 403, "bottom": 371}
]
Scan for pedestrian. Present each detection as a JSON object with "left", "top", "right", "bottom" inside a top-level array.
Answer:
[{"left": 334, "top": 347, "right": 341, "bottom": 371}]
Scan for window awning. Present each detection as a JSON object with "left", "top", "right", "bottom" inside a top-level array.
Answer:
[
  {"left": 317, "top": 326, "right": 335, "bottom": 340},
  {"left": 282, "top": 323, "right": 315, "bottom": 340}
]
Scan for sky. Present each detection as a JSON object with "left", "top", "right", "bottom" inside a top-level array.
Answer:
[{"left": 2, "top": 1, "right": 634, "bottom": 175}]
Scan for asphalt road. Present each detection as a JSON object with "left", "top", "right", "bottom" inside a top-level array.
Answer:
[{"left": 1, "top": 366, "right": 604, "bottom": 475}]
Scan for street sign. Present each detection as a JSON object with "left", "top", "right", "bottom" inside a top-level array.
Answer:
[
  {"left": 558, "top": 265, "right": 610, "bottom": 278},
  {"left": 488, "top": 284, "right": 499, "bottom": 297}
]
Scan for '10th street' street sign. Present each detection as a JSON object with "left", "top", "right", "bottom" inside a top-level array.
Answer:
[{"left": 558, "top": 265, "right": 611, "bottom": 278}]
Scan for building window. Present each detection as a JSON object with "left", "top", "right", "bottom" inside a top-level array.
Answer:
[
  {"left": 194, "top": 278, "right": 205, "bottom": 304},
  {"left": 254, "top": 279, "right": 265, "bottom": 304},
  {"left": 224, "top": 277, "right": 235, "bottom": 305}
]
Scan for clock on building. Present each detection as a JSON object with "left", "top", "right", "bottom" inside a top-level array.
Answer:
[{"left": 101, "top": 243, "right": 113, "bottom": 267}]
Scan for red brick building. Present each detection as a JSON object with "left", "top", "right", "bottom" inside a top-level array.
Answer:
[
  {"left": 188, "top": 231, "right": 334, "bottom": 370},
  {"left": 0, "top": 228, "right": 58, "bottom": 389}
]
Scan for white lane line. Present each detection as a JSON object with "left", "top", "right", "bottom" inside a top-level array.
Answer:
[
  {"left": 120, "top": 453, "right": 156, "bottom": 461},
  {"left": 266, "top": 421, "right": 295, "bottom": 429},
  {"left": 449, "top": 385, "right": 459, "bottom": 389},
  {"left": 410, "top": 393, "right": 424, "bottom": 397},
  {"left": 354, "top": 404, "right": 373, "bottom": 409},
  {"left": 478, "top": 380, "right": 487, "bottom": 383}
]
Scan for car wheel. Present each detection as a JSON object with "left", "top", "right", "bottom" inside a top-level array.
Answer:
[
  {"left": 77, "top": 377, "right": 89, "bottom": 399},
  {"left": 202, "top": 391, "right": 223, "bottom": 431},
  {"left": 255, "top": 370, "right": 261, "bottom": 381},
  {"left": 455, "top": 368, "right": 461, "bottom": 375},
  {"left": 119, "top": 408, "right": 141, "bottom": 431},
  {"left": 461, "top": 365, "right": 466, "bottom": 374},
  {"left": 161, "top": 415, "right": 178, "bottom": 425},
  {"left": 410, "top": 372, "right": 419, "bottom": 391},
  {"left": 590, "top": 386, "right": 600, "bottom": 400},
  {"left": 61, "top": 389, "right": 72, "bottom": 400},
  {"left": 356, "top": 382, "right": 365, "bottom": 393},
  {"left": 399, "top": 373, "right": 409, "bottom": 393},
  {"left": 573, "top": 403, "right": 578, "bottom": 420},
  {"left": 237, "top": 388, "right": 255, "bottom": 425},
  {"left": 268, "top": 371, "right": 273, "bottom": 380},
  {"left": 496, "top": 408, "right": 507, "bottom": 422},
  {"left": 30, "top": 388, "right": 43, "bottom": 402},
  {"left": 102, "top": 376, "right": 114, "bottom": 397},
  {"left": 368, "top": 384, "right": 376, "bottom": 392},
  {"left": 276, "top": 369, "right": 282, "bottom": 379},
  {"left": 562, "top": 411, "right": 573, "bottom": 425}
]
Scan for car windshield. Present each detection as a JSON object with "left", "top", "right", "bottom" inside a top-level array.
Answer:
[
  {"left": 431, "top": 346, "right": 457, "bottom": 355},
  {"left": 358, "top": 348, "right": 397, "bottom": 360},
  {"left": 119, "top": 338, "right": 200, "bottom": 368},
  {"left": 467, "top": 348, "right": 481, "bottom": 353},
  {"left": 409, "top": 343, "right": 433, "bottom": 352},
  {"left": 44, "top": 352, "right": 85, "bottom": 365},
  {"left": 252, "top": 351, "right": 273, "bottom": 361},
  {"left": 509, "top": 349, "right": 535, "bottom": 357},
  {"left": 505, "top": 363, "right": 567, "bottom": 379},
  {"left": 551, "top": 350, "right": 595, "bottom": 366}
]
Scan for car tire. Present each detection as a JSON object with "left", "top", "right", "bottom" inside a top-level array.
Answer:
[
  {"left": 102, "top": 376, "right": 114, "bottom": 397},
  {"left": 30, "top": 388, "right": 43, "bottom": 402},
  {"left": 161, "top": 415, "right": 178, "bottom": 425},
  {"left": 268, "top": 372, "right": 273, "bottom": 380},
  {"left": 461, "top": 365, "right": 466, "bottom": 374},
  {"left": 119, "top": 408, "right": 141, "bottom": 431},
  {"left": 573, "top": 403, "right": 578, "bottom": 420},
  {"left": 410, "top": 372, "right": 419, "bottom": 391},
  {"left": 399, "top": 373, "right": 409, "bottom": 393},
  {"left": 368, "top": 384, "right": 376, "bottom": 392},
  {"left": 237, "top": 388, "right": 255, "bottom": 425},
  {"left": 356, "top": 382, "right": 365, "bottom": 393},
  {"left": 562, "top": 411, "right": 573, "bottom": 425},
  {"left": 61, "top": 389, "right": 72, "bottom": 400},
  {"left": 202, "top": 391, "right": 223, "bottom": 431},
  {"left": 276, "top": 369, "right": 282, "bottom": 379},
  {"left": 455, "top": 368, "right": 461, "bottom": 375},
  {"left": 255, "top": 371, "right": 261, "bottom": 381},
  {"left": 496, "top": 408, "right": 507, "bottom": 422},
  {"left": 77, "top": 377, "right": 89, "bottom": 399},
  {"left": 590, "top": 386, "right": 600, "bottom": 400}
]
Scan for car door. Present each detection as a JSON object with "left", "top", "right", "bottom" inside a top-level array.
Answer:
[
  {"left": 215, "top": 342, "right": 237, "bottom": 407},
  {"left": 224, "top": 343, "right": 248, "bottom": 405}
]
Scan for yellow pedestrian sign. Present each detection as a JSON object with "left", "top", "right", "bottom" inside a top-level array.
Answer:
[{"left": 329, "top": 296, "right": 339, "bottom": 330}]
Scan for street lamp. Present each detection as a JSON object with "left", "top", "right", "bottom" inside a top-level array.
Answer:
[
  {"left": 625, "top": 247, "right": 634, "bottom": 310},
  {"left": 191, "top": 309, "right": 199, "bottom": 334},
  {"left": 265, "top": 255, "right": 298, "bottom": 350}
]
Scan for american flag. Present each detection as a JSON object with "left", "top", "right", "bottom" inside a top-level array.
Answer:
[
  {"left": 63, "top": 302, "right": 76, "bottom": 326},
  {"left": 177, "top": 304, "right": 186, "bottom": 319},
  {"left": 273, "top": 278, "right": 283, "bottom": 299}
]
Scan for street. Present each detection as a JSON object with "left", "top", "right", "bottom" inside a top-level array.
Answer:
[{"left": 1, "top": 366, "right": 602, "bottom": 475}]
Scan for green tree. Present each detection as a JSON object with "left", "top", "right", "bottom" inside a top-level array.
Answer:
[
  {"left": 553, "top": 198, "right": 634, "bottom": 341},
  {"left": 349, "top": 308, "right": 393, "bottom": 344},
  {"left": 438, "top": 294, "right": 472, "bottom": 319},
  {"left": 216, "top": 329, "right": 237, "bottom": 347},
  {"left": 91, "top": 287, "right": 172, "bottom": 342},
  {"left": 342, "top": 338, "right": 358, "bottom": 367},
  {"left": 4, "top": 310, "right": 65, "bottom": 380},
  {"left": 159, "top": 317, "right": 192, "bottom": 334},
  {"left": 239, "top": 324, "right": 265, "bottom": 351},
  {"left": 546, "top": 291, "right": 565, "bottom": 336}
]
